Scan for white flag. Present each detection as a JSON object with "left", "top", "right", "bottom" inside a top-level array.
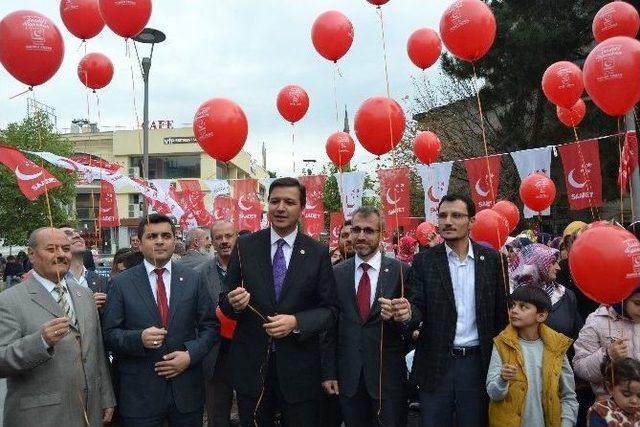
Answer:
[
  {"left": 510, "top": 147, "right": 553, "bottom": 218},
  {"left": 415, "top": 162, "right": 454, "bottom": 223},
  {"left": 338, "top": 171, "right": 366, "bottom": 220},
  {"left": 203, "top": 179, "right": 230, "bottom": 198},
  {"left": 27, "top": 150, "right": 106, "bottom": 183}
]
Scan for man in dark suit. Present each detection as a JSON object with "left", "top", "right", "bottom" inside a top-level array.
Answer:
[
  {"left": 322, "top": 206, "right": 411, "bottom": 427},
  {"left": 219, "top": 177, "right": 338, "bottom": 427},
  {"left": 198, "top": 220, "right": 238, "bottom": 427},
  {"left": 408, "top": 194, "right": 508, "bottom": 427},
  {"left": 102, "top": 214, "right": 218, "bottom": 426}
]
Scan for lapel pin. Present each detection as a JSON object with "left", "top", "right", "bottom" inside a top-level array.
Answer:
[
  {"left": 480, "top": 256, "right": 485, "bottom": 261},
  {"left": 179, "top": 277, "right": 184, "bottom": 282},
  {"left": 300, "top": 249, "right": 305, "bottom": 255},
  {"left": 76, "top": 291, "right": 82, "bottom": 297},
  {"left": 384, "top": 268, "right": 389, "bottom": 272}
]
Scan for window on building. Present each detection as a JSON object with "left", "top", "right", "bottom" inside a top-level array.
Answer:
[
  {"left": 76, "top": 193, "right": 99, "bottom": 231},
  {"left": 216, "top": 161, "right": 229, "bottom": 179},
  {"left": 130, "top": 155, "right": 200, "bottom": 179}
]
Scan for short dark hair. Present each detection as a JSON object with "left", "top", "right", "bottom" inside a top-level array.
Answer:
[
  {"left": 268, "top": 177, "right": 306, "bottom": 207},
  {"left": 510, "top": 285, "right": 552, "bottom": 313},
  {"left": 121, "top": 250, "right": 144, "bottom": 269},
  {"left": 238, "top": 229, "right": 252, "bottom": 236},
  {"left": 339, "top": 219, "right": 352, "bottom": 235},
  {"left": 137, "top": 214, "right": 176, "bottom": 240},
  {"left": 602, "top": 357, "right": 640, "bottom": 387},
  {"left": 438, "top": 194, "right": 476, "bottom": 217},
  {"left": 352, "top": 206, "right": 384, "bottom": 229}
]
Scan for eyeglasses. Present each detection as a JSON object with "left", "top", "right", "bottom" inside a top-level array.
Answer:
[
  {"left": 350, "top": 226, "right": 380, "bottom": 236},
  {"left": 437, "top": 212, "right": 469, "bottom": 221}
]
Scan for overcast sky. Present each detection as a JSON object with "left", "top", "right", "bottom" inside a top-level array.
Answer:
[{"left": 0, "top": 1, "right": 449, "bottom": 176}]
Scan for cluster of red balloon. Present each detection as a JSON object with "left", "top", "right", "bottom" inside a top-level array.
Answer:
[{"left": 469, "top": 200, "right": 520, "bottom": 250}]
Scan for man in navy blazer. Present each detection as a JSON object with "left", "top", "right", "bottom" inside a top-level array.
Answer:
[{"left": 103, "top": 214, "right": 218, "bottom": 426}]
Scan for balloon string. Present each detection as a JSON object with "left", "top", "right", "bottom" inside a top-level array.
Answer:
[
  {"left": 95, "top": 92, "right": 102, "bottom": 126},
  {"left": 332, "top": 63, "right": 340, "bottom": 129},
  {"left": 9, "top": 86, "right": 33, "bottom": 100},
  {"left": 291, "top": 123, "right": 296, "bottom": 175},
  {"left": 570, "top": 122, "right": 599, "bottom": 221},
  {"left": 618, "top": 117, "right": 625, "bottom": 225},
  {"left": 376, "top": 6, "right": 392, "bottom": 99},
  {"left": 76, "top": 39, "right": 86, "bottom": 53},
  {"left": 126, "top": 39, "right": 143, "bottom": 155},
  {"left": 471, "top": 64, "right": 496, "bottom": 203},
  {"left": 377, "top": 320, "right": 385, "bottom": 423}
]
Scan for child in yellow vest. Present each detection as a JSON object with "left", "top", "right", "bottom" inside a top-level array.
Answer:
[{"left": 486, "top": 285, "right": 578, "bottom": 427}]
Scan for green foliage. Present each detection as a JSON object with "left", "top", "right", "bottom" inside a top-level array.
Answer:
[
  {"left": 322, "top": 163, "right": 378, "bottom": 228},
  {"left": 0, "top": 113, "right": 76, "bottom": 245}
]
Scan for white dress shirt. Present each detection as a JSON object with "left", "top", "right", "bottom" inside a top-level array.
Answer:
[
  {"left": 33, "top": 271, "right": 76, "bottom": 349},
  {"left": 354, "top": 251, "right": 382, "bottom": 307},
  {"left": 143, "top": 259, "right": 172, "bottom": 304},
  {"left": 445, "top": 241, "right": 479, "bottom": 347},
  {"left": 270, "top": 227, "right": 298, "bottom": 268},
  {"left": 65, "top": 265, "right": 88, "bottom": 289}
]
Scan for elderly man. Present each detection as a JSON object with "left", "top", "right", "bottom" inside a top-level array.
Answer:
[
  {"left": 198, "top": 220, "right": 238, "bottom": 427},
  {"left": 0, "top": 227, "right": 115, "bottom": 426},
  {"left": 178, "top": 227, "right": 212, "bottom": 270},
  {"left": 60, "top": 226, "right": 108, "bottom": 310}
]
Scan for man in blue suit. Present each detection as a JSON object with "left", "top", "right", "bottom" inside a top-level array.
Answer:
[{"left": 103, "top": 213, "right": 218, "bottom": 426}]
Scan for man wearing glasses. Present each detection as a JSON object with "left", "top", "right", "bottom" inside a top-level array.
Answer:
[
  {"left": 407, "top": 194, "right": 508, "bottom": 427},
  {"left": 322, "top": 206, "right": 411, "bottom": 426}
]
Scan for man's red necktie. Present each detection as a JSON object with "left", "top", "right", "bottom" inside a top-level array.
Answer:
[
  {"left": 154, "top": 268, "right": 169, "bottom": 328},
  {"left": 357, "top": 263, "right": 371, "bottom": 322}
]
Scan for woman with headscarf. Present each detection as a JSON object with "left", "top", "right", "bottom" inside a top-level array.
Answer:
[{"left": 509, "top": 243, "right": 583, "bottom": 339}]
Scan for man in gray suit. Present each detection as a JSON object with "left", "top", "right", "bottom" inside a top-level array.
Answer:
[
  {"left": 198, "top": 220, "right": 237, "bottom": 427},
  {"left": 0, "top": 227, "right": 115, "bottom": 426},
  {"left": 179, "top": 226, "right": 211, "bottom": 270},
  {"left": 322, "top": 207, "right": 411, "bottom": 427}
]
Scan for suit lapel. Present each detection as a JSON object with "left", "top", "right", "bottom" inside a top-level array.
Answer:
[
  {"left": 26, "top": 278, "right": 62, "bottom": 318},
  {"left": 256, "top": 229, "right": 277, "bottom": 307},
  {"left": 368, "top": 257, "right": 391, "bottom": 321},
  {"left": 168, "top": 262, "right": 185, "bottom": 328},
  {"left": 473, "top": 243, "right": 486, "bottom": 316},
  {"left": 436, "top": 244, "right": 456, "bottom": 306},
  {"left": 344, "top": 258, "right": 359, "bottom": 316},
  {"left": 206, "top": 259, "right": 221, "bottom": 304},
  {"left": 278, "top": 233, "right": 305, "bottom": 303},
  {"left": 132, "top": 264, "right": 162, "bottom": 326}
]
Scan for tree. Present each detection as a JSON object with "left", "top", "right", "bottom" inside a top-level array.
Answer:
[{"left": 0, "top": 113, "right": 76, "bottom": 245}]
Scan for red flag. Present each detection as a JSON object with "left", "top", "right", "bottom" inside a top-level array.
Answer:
[
  {"left": 213, "top": 196, "right": 236, "bottom": 223},
  {"left": 98, "top": 181, "right": 120, "bottom": 228},
  {"left": 233, "top": 179, "right": 261, "bottom": 232},
  {"left": 0, "top": 145, "right": 62, "bottom": 201},
  {"left": 329, "top": 212, "right": 344, "bottom": 249},
  {"left": 558, "top": 139, "right": 603, "bottom": 210},
  {"left": 619, "top": 131, "right": 639, "bottom": 191},
  {"left": 69, "top": 153, "right": 121, "bottom": 172},
  {"left": 298, "top": 175, "right": 327, "bottom": 239},
  {"left": 178, "top": 179, "right": 213, "bottom": 227},
  {"left": 464, "top": 155, "right": 501, "bottom": 210},
  {"left": 378, "top": 167, "right": 411, "bottom": 228}
]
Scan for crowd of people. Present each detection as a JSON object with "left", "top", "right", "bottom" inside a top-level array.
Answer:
[{"left": 0, "top": 177, "right": 638, "bottom": 426}]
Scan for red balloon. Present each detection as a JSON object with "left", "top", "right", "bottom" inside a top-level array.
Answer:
[
  {"left": 416, "top": 221, "right": 437, "bottom": 246},
  {"left": 326, "top": 132, "right": 355, "bottom": 167},
  {"left": 99, "top": 0, "right": 151, "bottom": 38},
  {"left": 60, "top": 0, "right": 104, "bottom": 40},
  {"left": 492, "top": 200, "right": 520, "bottom": 233},
  {"left": 367, "top": 0, "right": 390, "bottom": 5},
  {"left": 470, "top": 209, "right": 509, "bottom": 250},
  {"left": 541, "top": 61, "right": 584, "bottom": 108},
  {"left": 569, "top": 224, "right": 640, "bottom": 304},
  {"left": 407, "top": 28, "right": 442, "bottom": 70},
  {"left": 77, "top": 53, "right": 114, "bottom": 90},
  {"left": 413, "top": 131, "right": 441, "bottom": 165},
  {"left": 593, "top": 1, "right": 640, "bottom": 43},
  {"left": 583, "top": 36, "right": 640, "bottom": 117},
  {"left": 519, "top": 173, "right": 556, "bottom": 212},
  {"left": 276, "top": 85, "right": 310, "bottom": 124},
  {"left": 311, "top": 11, "right": 354, "bottom": 62},
  {"left": 556, "top": 99, "right": 586, "bottom": 127},
  {"left": 354, "top": 96, "right": 406, "bottom": 156},
  {"left": 439, "top": 0, "right": 496, "bottom": 62},
  {"left": 0, "top": 11, "right": 65, "bottom": 87},
  {"left": 193, "top": 98, "right": 248, "bottom": 163}
]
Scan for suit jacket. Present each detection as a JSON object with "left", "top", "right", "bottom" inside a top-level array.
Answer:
[
  {"left": 322, "top": 256, "right": 409, "bottom": 399},
  {"left": 102, "top": 261, "right": 218, "bottom": 417},
  {"left": 408, "top": 242, "right": 508, "bottom": 392},
  {"left": 86, "top": 270, "right": 108, "bottom": 294},
  {"left": 197, "top": 256, "right": 224, "bottom": 380},
  {"left": 0, "top": 276, "right": 115, "bottom": 427},
  {"left": 219, "top": 228, "right": 338, "bottom": 403},
  {"left": 177, "top": 250, "right": 210, "bottom": 271}
]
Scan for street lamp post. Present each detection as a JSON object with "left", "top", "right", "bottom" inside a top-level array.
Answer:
[{"left": 133, "top": 28, "right": 166, "bottom": 216}]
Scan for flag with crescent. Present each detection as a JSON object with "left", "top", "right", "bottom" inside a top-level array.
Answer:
[
  {"left": 510, "top": 147, "right": 552, "bottom": 218},
  {"left": 558, "top": 139, "right": 603, "bottom": 210},
  {"left": 329, "top": 212, "right": 344, "bottom": 249},
  {"left": 98, "top": 181, "right": 120, "bottom": 228},
  {"left": 233, "top": 179, "right": 262, "bottom": 232},
  {"left": 338, "top": 171, "right": 366, "bottom": 220},
  {"left": 212, "top": 196, "right": 235, "bottom": 222},
  {"left": 619, "top": 131, "right": 639, "bottom": 191},
  {"left": 0, "top": 145, "right": 62, "bottom": 201},
  {"left": 464, "top": 155, "right": 502, "bottom": 211},
  {"left": 298, "top": 175, "right": 327, "bottom": 239},
  {"left": 378, "top": 167, "right": 411, "bottom": 228},
  {"left": 178, "top": 179, "right": 213, "bottom": 227},
  {"left": 415, "top": 161, "right": 454, "bottom": 223}
]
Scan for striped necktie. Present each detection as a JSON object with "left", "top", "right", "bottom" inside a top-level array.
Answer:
[{"left": 53, "top": 284, "right": 77, "bottom": 327}]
